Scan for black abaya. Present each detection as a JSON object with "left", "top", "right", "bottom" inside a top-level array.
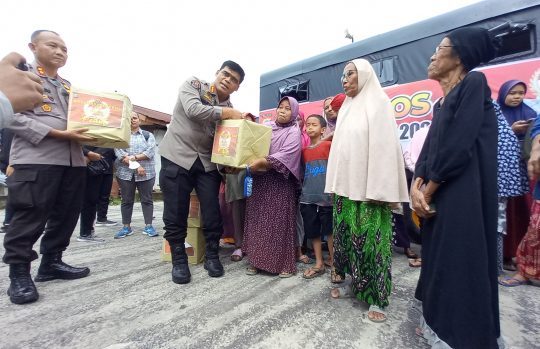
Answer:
[{"left": 414, "top": 71, "right": 500, "bottom": 349}]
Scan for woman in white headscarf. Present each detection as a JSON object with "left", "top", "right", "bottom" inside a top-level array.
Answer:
[{"left": 325, "top": 59, "right": 409, "bottom": 322}]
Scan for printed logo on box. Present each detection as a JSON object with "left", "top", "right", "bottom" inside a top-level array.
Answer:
[
  {"left": 213, "top": 126, "right": 238, "bottom": 157},
  {"left": 70, "top": 93, "right": 124, "bottom": 128}
]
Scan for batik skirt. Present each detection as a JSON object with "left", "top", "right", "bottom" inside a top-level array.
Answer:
[
  {"left": 516, "top": 200, "right": 540, "bottom": 280},
  {"left": 333, "top": 196, "right": 392, "bottom": 307}
]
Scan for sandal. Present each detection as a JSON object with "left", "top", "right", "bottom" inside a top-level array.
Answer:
[
  {"left": 408, "top": 258, "right": 422, "bottom": 268},
  {"left": 246, "top": 266, "right": 258, "bottom": 276},
  {"left": 297, "top": 254, "right": 313, "bottom": 264},
  {"left": 324, "top": 258, "right": 333, "bottom": 268},
  {"left": 230, "top": 248, "right": 243, "bottom": 262},
  {"left": 302, "top": 266, "right": 325, "bottom": 279},
  {"left": 330, "top": 285, "right": 352, "bottom": 299},
  {"left": 498, "top": 275, "right": 531, "bottom": 287},
  {"left": 405, "top": 248, "right": 419, "bottom": 259},
  {"left": 331, "top": 268, "right": 345, "bottom": 284},
  {"left": 279, "top": 271, "right": 295, "bottom": 278},
  {"left": 367, "top": 305, "right": 387, "bottom": 323}
]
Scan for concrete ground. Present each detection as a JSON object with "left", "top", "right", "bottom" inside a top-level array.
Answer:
[{"left": 0, "top": 201, "right": 539, "bottom": 349}]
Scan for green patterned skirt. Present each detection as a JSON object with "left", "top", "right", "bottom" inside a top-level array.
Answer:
[{"left": 333, "top": 196, "right": 393, "bottom": 308}]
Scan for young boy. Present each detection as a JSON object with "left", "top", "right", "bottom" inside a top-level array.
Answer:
[{"left": 300, "top": 114, "right": 334, "bottom": 279}]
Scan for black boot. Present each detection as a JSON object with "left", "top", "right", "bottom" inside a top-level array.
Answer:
[
  {"left": 204, "top": 239, "right": 224, "bottom": 277},
  {"left": 34, "top": 252, "right": 90, "bottom": 282},
  {"left": 170, "top": 243, "right": 191, "bottom": 284},
  {"left": 7, "top": 263, "right": 39, "bottom": 305}
]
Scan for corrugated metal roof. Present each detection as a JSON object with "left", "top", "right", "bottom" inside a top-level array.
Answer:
[{"left": 133, "top": 105, "right": 171, "bottom": 123}]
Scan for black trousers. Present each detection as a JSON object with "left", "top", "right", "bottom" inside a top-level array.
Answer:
[
  {"left": 160, "top": 156, "right": 222, "bottom": 244},
  {"left": 3, "top": 165, "right": 86, "bottom": 264},
  {"left": 80, "top": 171, "right": 113, "bottom": 236},
  {"left": 97, "top": 173, "right": 113, "bottom": 221}
]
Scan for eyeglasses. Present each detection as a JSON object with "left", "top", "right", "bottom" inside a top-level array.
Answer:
[
  {"left": 435, "top": 45, "right": 455, "bottom": 53},
  {"left": 341, "top": 70, "right": 357, "bottom": 82},
  {"left": 220, "top": 70, "right": 240, "bottom": 85}
]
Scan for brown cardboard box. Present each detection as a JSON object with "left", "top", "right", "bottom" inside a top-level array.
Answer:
[
  {"left": 161, "top": 191, "right": 205, "bottom": 264},
  {"left": 67, "top": 87, "right": 132, "bottom": 148},
  {"left": 188, "top": 191, "right": 201, "bottom": 228},
  {"left": 161, "top": 228, "right": 205, "bottom": 265},
  {"left": 211, "top": 120, "right": 271, "bottom": 168}
]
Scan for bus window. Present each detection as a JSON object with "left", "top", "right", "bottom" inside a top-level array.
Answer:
[
  {"left": 371, "top": 57, "right": 397, "bottom": 86},
  {"left": 279, "top": 80, "right": 309, "bottom": 102},
  {"left": 491, "top": 23, "right": 536, "bottom": 62}
]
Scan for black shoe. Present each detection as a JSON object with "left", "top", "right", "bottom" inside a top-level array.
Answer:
[
  {"left": 204, "top": 237, "right": 224, "bottom": 277},
  {"left": 204, "top": 258, "right": 224, "bottom": 277},
  {"left": 7, "top": 264, "right": 39, "bottom": 305},
  {"left": 95, "top": 219, "right": 118, "bottom": 227},
  {"left": 170, "top": 243, "right": 191, "bottom": 284},
  {"left": 34, "top": 252, "right": 90, "bottom": 282},
  {"left": 172, "top": 263, "right": 191, "bottom": 284}
]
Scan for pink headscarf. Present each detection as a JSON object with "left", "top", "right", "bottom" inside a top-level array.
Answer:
[{"left": 270, "top": 96, "right": 303, "bottom": 181}]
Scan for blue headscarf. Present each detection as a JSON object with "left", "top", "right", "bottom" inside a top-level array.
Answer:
[{"left": 497, "top": 80, "right": 537, "bottom": 127}]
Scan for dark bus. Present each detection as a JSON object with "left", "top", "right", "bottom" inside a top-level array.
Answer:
[{"left": 259, "top": 0, "right": 540, "bottom": 147}]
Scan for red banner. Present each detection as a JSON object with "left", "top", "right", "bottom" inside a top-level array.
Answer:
[{"left": 260, "top": 57, "right": 540, "bottom": 148}]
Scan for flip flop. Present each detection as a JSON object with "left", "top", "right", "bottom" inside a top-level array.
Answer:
[
  {"left": 368, "top": 305, "right": 387, "bottom": 323},
  {"left": 408, "top": 258, "right": 422, "bottom": 268},
  {"left": 230, "top": 248, "right": 243, "bottom": 262},
  {"left": 498, "top": 275, "right": 531, "bottom": 287},
  {"left": 331, "top": 269, "right": 345, "bottom": 284},
  {"left": 324, "top": 259, "right": 333, "bottom": 268},
  {"left": 302, "top": 266, "right": 325, "bottom": 279},
  {"left": 279, "top": 271, "right": 295, "bottom": 278},
  {"left": 246, "top": 266, "right": 258, "bottom": 276},
  {"left": 297, "top": 255, "right": 313, "bottom": 264}
]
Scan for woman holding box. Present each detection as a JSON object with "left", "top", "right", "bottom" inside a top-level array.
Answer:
[{"left": 243, "top": 96, "right": 302, "bottom": 278}]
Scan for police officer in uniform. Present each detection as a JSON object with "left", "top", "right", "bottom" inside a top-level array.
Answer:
[
  {"left": 159, "top": 60, "right": 245, "bottom": 284},
  {"left": 3, "top": 30, "right": 95, "bottom": 305}
]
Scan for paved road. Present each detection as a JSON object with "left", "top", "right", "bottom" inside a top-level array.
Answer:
[{"left": 0, "top": 202, "right": 539, "bottom": 349}]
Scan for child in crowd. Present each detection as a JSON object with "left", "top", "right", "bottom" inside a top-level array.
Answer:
[
  {"left": 497, "top": 80, "right": 534, "bottom": 270},
  {"left": 300, "top": 115, "right": 335, "bottom": 279}
]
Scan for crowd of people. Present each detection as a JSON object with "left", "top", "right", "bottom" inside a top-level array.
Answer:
[{"left": 0, "top": 27, "right": 539, "bottom": 348}]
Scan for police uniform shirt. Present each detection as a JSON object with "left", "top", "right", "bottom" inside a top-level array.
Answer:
[
  {"left": 159, "top": 76, "right": 233, "bottom": 172},
  {"left": 8, "top": 63, "right": 85, "bottom": 167}
]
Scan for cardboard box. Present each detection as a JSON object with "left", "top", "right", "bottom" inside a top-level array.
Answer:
[
  {"left": 67, "top": 87, "right": 132, "bottom": 148},
  {"left": 211, "top": 120, "right": 271, "bottom": 168},
  {"left": 161, "top": 192, "right": 205, "bottom": 264},
  {"left": 188, "top": 191, "right": 201, "bottom": 228},
  {"left": 259, "top": 111, "right": 276, "bottom": 126},
  {"left": 161, "top": 228, "right": 206, "bottom": 265},
  {"left": 189, "top": 192, "right": 200, "bottom": 218}
]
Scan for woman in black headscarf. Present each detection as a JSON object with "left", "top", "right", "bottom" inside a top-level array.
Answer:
[{"left": 411, "top": 27, "right": 502, "bottom": 348}]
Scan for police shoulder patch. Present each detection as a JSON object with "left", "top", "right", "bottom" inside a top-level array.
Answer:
[{"left": 191, "top": 79, "right": 201, "bottom": 90}]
